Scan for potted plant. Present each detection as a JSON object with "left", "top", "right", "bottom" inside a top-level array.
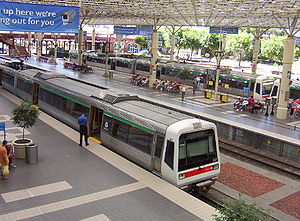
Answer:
[{"left": 11, "top": 100, "right": 39, "bottom": 159}]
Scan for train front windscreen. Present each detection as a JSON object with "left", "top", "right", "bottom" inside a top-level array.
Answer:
[{"left": 178, "top": 129, "right": 218, "bottom": 172}]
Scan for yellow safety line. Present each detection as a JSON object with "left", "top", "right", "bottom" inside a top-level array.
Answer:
[
  {"left": 32, "top": 105, "right": 40, "bottom": 109},
  {"left": 89, "top": 137, "right": 102, "bottom": 144}
]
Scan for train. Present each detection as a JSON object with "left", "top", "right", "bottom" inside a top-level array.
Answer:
[
  {"left": 84, "top": 54, "right": 285, "bottom": 101},
  {"left": 0, "top": 60, "right": 221, "bottom": 192}
]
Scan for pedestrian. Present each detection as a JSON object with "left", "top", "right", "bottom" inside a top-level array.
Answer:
[
  {"left": 6, "top": 143, "right": 16, "bottom": 168},
  {"left": 192, "top": 79, "right": 197, "bottom": 94},
  {"left": 78, "top": 113, "right": 89, "bottom": 146},
  {"left": 199, "top": 77, "right": 205, "bottom": 90},
  {"left": 180, "top": 84, "right": 186, "bottom": 101},
  {"left": 0, "top": 140, "right": 9, "bottom": 180},
  {"left": 195, "top": 76, "right": 200, "bottom": 88}
]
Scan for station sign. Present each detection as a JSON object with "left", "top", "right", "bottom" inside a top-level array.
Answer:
[
  {"left": 0, "top": 1, "right": 79, "bottom": 33},
  {"left": 114, "top": 25, "right": 153, "bottom": 36},
  {"left": 210, "top": 27, "right": 239, "bottom": 34}
]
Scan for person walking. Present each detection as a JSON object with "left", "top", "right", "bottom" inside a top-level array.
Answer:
[
  {"left": 192, "top": 79, "right": 197, "bottom": 94},
  {"left": 6, "top": 143, "right": 16, "bottom": 168},
  {"left": 180, "top": 84, "right": 186, "bottom": 101},
  {"left": 78, "top": 113, "right": 89, "bottom": 146},
  {"left": 0, "top": 140, "right": 9, "bottom": 180}
]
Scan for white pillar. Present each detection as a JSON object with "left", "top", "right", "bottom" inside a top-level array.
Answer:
[
  {"left": 117, "top": 34, "right": 122, "bottom": 53},
  {"left": 77, "top": 27, "right": 83, "bottom": 65},
  {"left": 92, "top": 29, "right": 96, "bottom": 51},
  {"left": 213, "top": 52, "right": 222, "bottom": 100},
  {"left": 36, "top": 32, "right": 42, "bottom": 61},
  {"left": 149, "top": 30, "right": 159, "bottom": 88},
  {"left": 170, "top": 32, "right": 176, "bottom": 61},
  {"left": 276, "top": 36, "right": 295, "bottom": 120},
  {"left": 252, "top": 36, "right": 260, "bottom": 75}
]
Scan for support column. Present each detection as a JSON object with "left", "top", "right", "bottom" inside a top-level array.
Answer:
[
  {"left": 213, "top": 52, "right": 222, "bottom": 100},
  {"left": 92, "top": 28, "right": 96, "bottom": 51},
  {"left": 77, "top": 26, "right": 83, "bottom": 65},
  {"left": 252, "top": 35, "right": 260, "bottom": 75},
  {"left": 276, "top": 36, "right": 295, "bottom": 119},
  {"left": 117, "top": 34, "right": 122, "bottom": 53},
  {"left": 36, "top": 32, "right": 42, "bottom": 61},
  {"left": 27, "top": 32, "right": 32, "bottom": 56},
  {"left": 170, "top": 32, "right": 176, "bottom": 61},
  {"left": 149, "top": 29, "right": 159, "bottom": 88}
]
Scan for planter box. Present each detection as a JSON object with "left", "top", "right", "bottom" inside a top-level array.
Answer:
[{"left": 13, "top": 138, "right": 33, "bottom": 159}]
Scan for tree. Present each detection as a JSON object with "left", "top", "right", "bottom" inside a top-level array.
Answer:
[
  {"left": 134, "top": 36, "right": 149, "bottom": 49},
  {"left": 225, "top": 32, "right": 253, "bottom": 66},
  {"left": 260, "top": 35, "right": 285, "bottom": 65},
  {"left": 11, "top": 100, "right": 39, "bottom": 140},
  {"left": 213, "top": 194, "right": 271, "bottom": 221}
]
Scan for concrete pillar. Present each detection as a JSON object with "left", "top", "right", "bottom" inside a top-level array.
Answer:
[
  {"left": 27, "top": 32, "right": 32, "bottom": 55},
  {"left": 149, "top": 30, "right": 159, "bottom": 88},
  {"left": 117, "top": 34, "right": 122, "bottom": 53},
  {"left": 36, "top": 32, "right": 42, "bottom": 61},
  {"left": 170, "top": 32, "right": 176, "bottom": 61},
  {"left": 252, "top": 36, "right": 260, "bottom": 75},
  {"left": 92, "top": 29, "right": 96, "bottom": 51},
  {"left": 213, "top": 52, "right": 222, "bottom": 100},
  {"left": 276, "top": 36, "right": 295, "bottom": 120},
  {"left": 77, "top": 27, "right": 83, "bottom": 65}
]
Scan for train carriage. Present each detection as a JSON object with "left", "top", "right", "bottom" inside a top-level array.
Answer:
[{"left": 0, "top": 64, "right": 221, "bottom": 192}]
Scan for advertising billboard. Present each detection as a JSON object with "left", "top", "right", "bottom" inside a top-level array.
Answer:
[{"left": 0, "top": 1, "right": 79, "bottom": 33}]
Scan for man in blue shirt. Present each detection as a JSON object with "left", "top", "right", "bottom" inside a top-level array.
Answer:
[{"left": 78, "top": 113, "right": 89, "bottom": 146}]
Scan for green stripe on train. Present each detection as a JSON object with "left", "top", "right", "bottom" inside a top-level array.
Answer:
[
  {"left": 40, "top": 86, "right": 90, "bottom": 108},
  {"left": 104, "top": 112, "right": 154, "bottom": 134}
]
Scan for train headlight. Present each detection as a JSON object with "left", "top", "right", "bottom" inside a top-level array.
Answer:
[
  {"left": 213, "top": 164, "right": 219, "bottom": 170},
  {"left": 178, "top": 173, "right": 185, "bottom": 180}
]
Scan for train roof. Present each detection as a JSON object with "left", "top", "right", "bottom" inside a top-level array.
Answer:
[{"left": 34, "top": 72, "right": 193, "bottom": 132}]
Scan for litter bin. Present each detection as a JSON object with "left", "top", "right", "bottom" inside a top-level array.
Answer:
[
  {"left": 204, "top": 90, "right": 212, "bottom": 98},
  {"left": 220, "top": 94, "right": 229, "bottom": 102},
  {"left": 25, "top": 144, "right": 38, "bottom": 164},
  {"left": 109, "top": 71, "right": 114, "bottom": 79}
]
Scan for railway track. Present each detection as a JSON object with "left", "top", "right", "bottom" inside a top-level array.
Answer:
[{"left": 219, "top": 139, "right": 300, "bottom": 179}]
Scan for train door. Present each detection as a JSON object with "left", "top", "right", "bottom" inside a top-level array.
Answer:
[
  {"left": 32, "top": 83, "right": 39, "bottom": 105},
  {"left": 152, "top": 133, "right": 165, "bottom": 175},
  {"left": 88, "top": 107, "right": 103, "bottom": 139}
]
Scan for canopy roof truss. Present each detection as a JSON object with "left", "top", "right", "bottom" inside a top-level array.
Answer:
[{"left": 8, "top": 0, "right": 300, "bottom": 29}]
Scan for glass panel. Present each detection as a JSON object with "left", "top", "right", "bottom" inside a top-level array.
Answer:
[
  {"left": 128, "top": 126, "right": 152, "bottom": 154},
  {"left": 256, "top": 83, "right": 260, "bottom": 94},
  {"left": 102, "top": 115, "right": 112, "bottom": 133},
  {"left": 165, "top": 140, "right": 174, "bottom": 170},
  {"left": 112, "top": 119, "right": 130, "bottom": 142},
  {"left": 178, "top": 129, "right": 217, "bottom": 172}
]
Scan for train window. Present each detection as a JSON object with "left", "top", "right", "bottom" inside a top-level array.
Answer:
[
  {"left": 17, "top": 78, "right": 32, "bottom": 94},
  {"left": 256, "top": 83, "right": 261, "bottom": 94},
  {"left": 62, "top": 99, "right": 73, "bottom": 115},
  {"left": 52, "top": 93, "right": 62, "bottom": 110},
  {"left": 128, "top": 126, "right": 152, "bottom": 154},
  {"left": 155, "top": 135, "right": 165, "bottom": 158},
  {"left": 111, "top": 119, "right": 130, "bottom": 142},
  {"left": 71, "top": 103, "right": 88, "bottom": 118},
  {"left": 178, "top": 130, "right": 217, "bottom": 172},
  {"left": 3, "top": 73, "right": 14, "bottom": 85},
  {"left": 165, "top": 140, "right": 174, "bottom": 170}
]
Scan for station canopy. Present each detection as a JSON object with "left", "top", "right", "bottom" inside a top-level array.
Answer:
[{"left": 10, "top": 0, "right": 300, "bottom": 29}]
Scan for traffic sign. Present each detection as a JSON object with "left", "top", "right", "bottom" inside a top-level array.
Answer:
[{"left": 210, "top": 27, "right": 239, "bottom": 34}]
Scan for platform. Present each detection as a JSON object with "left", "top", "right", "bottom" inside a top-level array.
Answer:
[
  {"left": 1, "top": 58, "right": 300, "bottom": 221},
  {"left": 0, "top": 90, "right": 214, "bottom": 221},
  {"left": 25, "top": 57, "right": 300, "bottom": 141}
]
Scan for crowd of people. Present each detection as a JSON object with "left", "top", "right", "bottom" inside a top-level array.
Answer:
[
  {"left": 131, "top": 74, "right": 149, "bottom": 87},
  {"left": 288, "top": 98, "right": 300, "bottom": 118},
  {"left": 0, "top": 140, "right": 16, "bottom": 181},
  {"left": 234, "top": 96, "right": 264, "bottom": 114}
]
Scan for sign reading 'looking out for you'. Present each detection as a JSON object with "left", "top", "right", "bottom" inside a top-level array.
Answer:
[{"left": 0, "top": 1, "right": 79, "bottom": 33}]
